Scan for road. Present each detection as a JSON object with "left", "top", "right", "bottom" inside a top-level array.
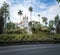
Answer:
[{"left": 0, "top": 44, "right": 60, "bottom": 55}]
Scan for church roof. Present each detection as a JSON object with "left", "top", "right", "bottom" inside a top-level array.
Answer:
[{"left": 18, "top": 21, "right": 23, "bottom": 24}]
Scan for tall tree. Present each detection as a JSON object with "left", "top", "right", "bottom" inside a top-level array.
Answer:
[
  {"left": 18, "top": 10, "right": 23, "bottom": 21},
  {"left": 54, "top": 15, "right": 60, "bottom": 33},
  {"left": 38, "top": 14, "right": 40, "bottom": 23},
  {"left": 2, "top": 1, "right": 10, "bottom": 28},
  {"left": 56, "top": 20, "right": 60, "bottom": 34},
  {"left": 0, "top": 1, "right": 10, "bottom": 33},
  {"left": 28, "top": 6, "right": 33, "bottom": 21},
  {"left": 42, "top": 17, "right": 47, "bottom": 26},
  {"left": 0, "top": 9, "right": 4, "bottom": 34},
  {"left": 56, "top": 0, "right": 60, "bottom": 33},
  {"left": 54, "top": 15, "right": 59, "bottom": 26}
]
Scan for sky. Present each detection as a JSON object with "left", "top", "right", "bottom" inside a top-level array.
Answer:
[{"left": 0, "top": 0, "right": 60, "bottom": 24}]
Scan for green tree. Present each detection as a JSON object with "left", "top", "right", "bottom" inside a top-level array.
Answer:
[
  {"left": 6, "top": 22, "right": 15, "bottom": 30},
  {"left": 49, "top": 20, "right": 54, "bottom": 30},
  {"left": 56, "top": 0, "right": 60, "bottom": 7},
  {"left": 18, "top": 10, "right": 23, "bottom": 21},
  {"left": 42, "top": 17, "right": 48, "bottom": 26},
  {"left": 0, "top": 1, "right": 10, "bottom": 33},
  {"left": 31, "top": 21, "right": 41, "bottom": 33},
  {"left": 28, "top": 6, "right": 33, "bottom": 21},
  {"left": 56, "top": 20, "right": 60, "bottom": 34},
  {"left": 1, "top": 1, "right": 10, "bottom": 28},
  {"left": 38, "top": 14, "right": 40, "bottom": 23},
  {"left": 0, "top": 9, "right": 4, "bottom": 34},
  {"left": 54, "top": 15, "right": 59, "bottom": 26},
  {"left": 54, "top": 15, "right": 60, "bottom": 33},
  {"left": 56, "top": 0, "right": 60, "bottom": 33}
]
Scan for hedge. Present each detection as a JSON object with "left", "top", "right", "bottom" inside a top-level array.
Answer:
[{"left": 0, "top": 34, "right": 60, "bottom": 44}]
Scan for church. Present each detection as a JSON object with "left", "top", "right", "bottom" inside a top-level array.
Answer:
[{"left": 17, "top": 15, "right": 32, "bottom": 34}]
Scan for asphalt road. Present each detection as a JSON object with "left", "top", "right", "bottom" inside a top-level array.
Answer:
[{"left": 0, "top": 44, "right": 60, "bottom": 55}]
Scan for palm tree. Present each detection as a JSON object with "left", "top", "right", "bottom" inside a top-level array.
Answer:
[
  {"left": 54, "top": 15, "right": 59, "bottom": 26},
  {"left": 38, "top": 14, "right": 40, "bottom": 23},
  {"left": 42, "top": 17, "right": 47, "bottom": 26},
  {"left": 18, "top": 10, "right": 23, "bottom": 21},
  {"left": 28, "top": 6, "right": 33, "bottom": 21}
]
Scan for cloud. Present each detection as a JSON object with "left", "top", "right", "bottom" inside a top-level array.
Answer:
[
  {"left": 41, "top": 4, "right": 60, "bottom": 20},
  {"left": 0, "top": 0, "right": 7, "bottom": 3},
  {"left": 24, "top": 0, "right": 36, "bottom": 3},
  {"left": 9, "top": 3, "right": 30, "bottom": 23},
  {"left": 39, "top": 3, "right": 47, "bottom": 9},
  {"left": 0, "top": 0, "right": 60, "bottom": 24},
  {"left": 9, "top": 0, "right": 60, "bottom": 24}
]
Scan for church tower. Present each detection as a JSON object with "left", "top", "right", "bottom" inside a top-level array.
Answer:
[
  {"left": 23, "top": 15, "right": 28, "bottom": 28},
  {"left": 23, "top": 15, "right": 32, "bottom": 34}
]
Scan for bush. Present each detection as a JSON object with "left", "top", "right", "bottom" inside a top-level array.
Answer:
[
  {"left": 7, "top": 29, "right": 27, "bottom": 34},
  {"left": 0, "top": 33, "right": 60, "bottom": 45},
  {"left": 0, "top": 34, "right": 17, "bottom": 42}
]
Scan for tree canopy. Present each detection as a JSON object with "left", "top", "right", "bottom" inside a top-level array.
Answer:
[
  {"left": 6, "top": 22, "right": 15, "bottom": 30},
  {"left": 42, "top": 17, "right": 48, "bottom": 25},
  {"left": 56, "top": 0, "right": 60, "bottom": 3}
]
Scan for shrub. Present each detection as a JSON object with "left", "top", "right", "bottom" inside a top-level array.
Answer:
[
  {"left": 0, "top": 34, "right": 17, "bottom": 42},
  {"left": 7, "top": 29, "right": 27, "bottom": 34},
  {"left": 0, "top": 33, "right": 60, "bottom": 44}
]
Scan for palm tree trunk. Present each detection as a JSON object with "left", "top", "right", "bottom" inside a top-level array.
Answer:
[
  {"left": 30, "top": 12, "right": 32, "bottom": 21},
  {"left": 39, "top": 17, "right": 40, "bottom": 23},
  {"left": 20, "top": 15, "right": 21, "bottom": 21},
  {"left": 39, "top": 18, "right": 40, "bottom": 23}
]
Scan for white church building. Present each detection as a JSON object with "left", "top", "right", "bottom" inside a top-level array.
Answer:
[{"left": 17, "top": 15, "right": 32, "bottom": 34}]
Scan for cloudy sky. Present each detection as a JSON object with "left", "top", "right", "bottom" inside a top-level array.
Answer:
[{"left": 0, "top": 0, "right": 60, "bottom": 23}]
